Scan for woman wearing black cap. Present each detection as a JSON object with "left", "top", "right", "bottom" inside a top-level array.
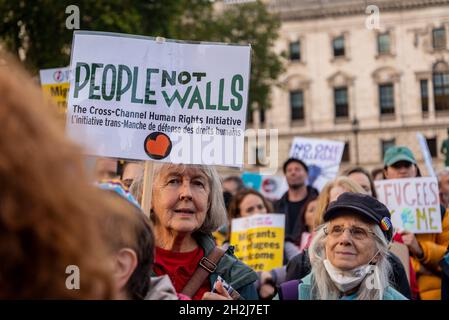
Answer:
[{"left": 292, "top": 193, "right": 407, "bottom": 300}]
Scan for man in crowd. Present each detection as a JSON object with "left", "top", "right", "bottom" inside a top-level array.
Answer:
[
  {"left": 274, "top": 158, "right": 318, "bottom": 258},
  {"left": 95, "top": 157, "right": 119, "bottom": 181},
  {"left": 222, "top": 175, "right": 245, "bottom": 196},
  {"left": 121, "top": 161, "right": 144, "bottom": 189}
]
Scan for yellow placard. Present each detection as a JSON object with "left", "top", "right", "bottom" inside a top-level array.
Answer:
[
  {"left": 39, "top": 67, "right": 70, "bottom": 114},
  {"left": 42, "top": 83, "right": 69, "bottom": 114},
  {"left": 230, "top": 214, "right": 285, "bottom": 272}
]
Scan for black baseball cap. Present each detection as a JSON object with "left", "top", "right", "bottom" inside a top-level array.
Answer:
[
  {"left": 323, "top": 192, "right": 393, "bottom": 242},
  {"left": 283, "top": 158, "right": 309, "bottom": 174}
]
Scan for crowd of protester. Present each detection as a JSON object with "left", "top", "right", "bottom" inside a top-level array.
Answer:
[{"left": 2, "top": 51, "right": 449, "bottom": 300}]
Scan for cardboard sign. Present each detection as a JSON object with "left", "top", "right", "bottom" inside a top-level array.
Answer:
[
  {"left": 375, "top": 177, "right": 441, "bottom": 233},
  {"left": 39, "top": 67, "right": 70, "bottom": 113},
  {"left": 66, "top": 31, "right": 250, "bottom": 167},
  {"left": 241, "top": 172, "right": 288, "bottom": 201},
  {"left": 289, "top": 137, "right": 344, "bottom": 191},
  {"left": 416, "top": 133, "right": 436, "bottom": 177},
  {"left": 230, "top": 214, "right": 285, "bottom": 272}
]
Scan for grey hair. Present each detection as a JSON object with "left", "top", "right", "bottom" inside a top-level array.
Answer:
[
  {"left": 308, "top": 222, "right": 392, "bottom": 300},
  {"left": 132, "top": 163, "right": 227, "bottom": 234}
]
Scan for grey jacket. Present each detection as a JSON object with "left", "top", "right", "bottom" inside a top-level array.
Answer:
[{"left": 144, "top": 275, "right": 178, "bottom": 300}]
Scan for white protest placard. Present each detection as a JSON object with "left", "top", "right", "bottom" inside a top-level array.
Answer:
[
  {"left": 289, "top": 137, "right": 345, "bottom": 191},
  {"left": 417, "top": 133, "right": 436, "bottom": 177},
  {"left": 39, "top": 67, "right": 70, "bottom": 113},
  {"left": 241, "top": 172, "right": 288, "bottom": 201},
  {"left": 259, "top": 175, "right": 288, "bottom": 201},
  {"left": 230, "top": 214, "right": 285, "bottom": 272},
  {"left": 67, "top": 31, "right": 250, "bottom": 167},
  {"left": 375, "top": 177, "right": 441, "bottom": 233}
]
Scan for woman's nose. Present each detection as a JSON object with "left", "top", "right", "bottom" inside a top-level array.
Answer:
[
  {"left": 179, "top": 181, "right": 193, "bottom": 200},
  {"left": 338, "top": 229, "right": 352, "bottom": 244}
]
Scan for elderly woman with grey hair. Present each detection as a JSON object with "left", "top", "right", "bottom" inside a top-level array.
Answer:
[
  {"left": 293, "top": 192, "right": 407, "bottom": 300},
  {"left": 133, "top": 163, "right": 258, "bottom": 300}
]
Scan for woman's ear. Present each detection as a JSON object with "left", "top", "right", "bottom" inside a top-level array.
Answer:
[
  {"left": 383, "top": 168, "right": 388, "bottom": 179},
  {"left": 114, "top": 248, "right": 138, "bottom": 294},
  {"left": 370, "top": 250, "right": 381, "bottom": 265}
]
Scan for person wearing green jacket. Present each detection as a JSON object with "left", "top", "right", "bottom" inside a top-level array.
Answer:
[{"left": 139, "top": 163, "right": 258, "bottom": 300}]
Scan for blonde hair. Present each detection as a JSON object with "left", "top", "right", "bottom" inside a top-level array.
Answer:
[{"left": 313, "top": 177, "right": 365, "bottom": 229}]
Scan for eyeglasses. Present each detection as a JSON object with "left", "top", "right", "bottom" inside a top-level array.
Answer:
[{"left": 323, "top": 225, "right": 376, "bottom": 240}]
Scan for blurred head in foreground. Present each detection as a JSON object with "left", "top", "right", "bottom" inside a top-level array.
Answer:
[{"left": 0, "top": 52, "right": 116, "bottom": 299}]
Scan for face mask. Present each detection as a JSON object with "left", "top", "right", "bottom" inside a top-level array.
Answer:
[{"left": 323, "top": 250, "right": 379, "bottom": 294}]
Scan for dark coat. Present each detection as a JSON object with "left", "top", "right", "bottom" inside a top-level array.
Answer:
[
  {"left": 441, "top": 250, "right": 449, "bottom": 300},
  {"left": 274, "top": 186, "right": 319, "bottom": 243}
]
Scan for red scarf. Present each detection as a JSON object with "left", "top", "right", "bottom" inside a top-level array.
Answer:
[{"left": 154, "top": 246, "right": 211, "bottom": 300}]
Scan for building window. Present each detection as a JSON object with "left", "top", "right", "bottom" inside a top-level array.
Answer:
[
  {"left": 426, "top": 137, "right": 437, "bottom": 158},
  {"left": 381, "top": 139, "right": 396, "bottom": 159},
  {"left": 333, "top": 36, "right": 345, "bottom": 57},
  {"left": 342, "top": 142, "right": 350, "bottom": 162},
  {"left": 433, "top": 72, "right": 449, "bottom": 112},
  {"left": 289, "top": 41, "right": 301, "bottom": 61},
  {"left": 334, "top": 87, "right": 349, "bottom": 118},
  {"left": 433, "top": 27, "right": 446, "bottom": 50},
  {"left": 377, "top": 33, "right": 390, "bottom": 54},
  {"left": 290, "top": 90, "right": 304, "bottom": 120},
  {"left": 420, "top": 79, "right": 429, "bottom": 113},
  {"left": 259, "top": 109, "right": 265, "bottom": 124},
  {"left": 379, "top": 84, "right": 395, "bottom": 115}
]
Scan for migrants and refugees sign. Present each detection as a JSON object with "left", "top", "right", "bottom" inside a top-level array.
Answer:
[
  {"left": 289, "top": 137, "right": 345, "bottom": 191},
  {"left": 241, "top": 172, "right": 288, "bottom": 201},
  {"left": 66, "top": 31, "right": 250, "bottom": 167},
  {"left": 40, "top": 67, "right": 70, "bottom": 113},
  {"left": 375, "top": 177, "right": 442, "bottom": 233},
  {"left": 230, "top": 214, "right": 285, "bottom": 272}
]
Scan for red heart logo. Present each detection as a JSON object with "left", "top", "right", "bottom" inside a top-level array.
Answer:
[{"left": 144, "top": 132, "right": 172, "bottom": 159}]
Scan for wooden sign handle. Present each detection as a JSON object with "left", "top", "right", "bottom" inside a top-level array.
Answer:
[{"left": 141, "top": 161, "right": 154, "bottom": 218}]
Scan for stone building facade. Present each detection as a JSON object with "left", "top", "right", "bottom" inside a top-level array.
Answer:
[{"left": 242, "top": 0, "right": 449, "bottom": 177}]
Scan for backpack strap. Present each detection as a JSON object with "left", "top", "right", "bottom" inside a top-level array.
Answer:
[
  {"left": 279, "top": 279, "right": 301, "bottom": 300},
  {"left": 181, "top": 246, "right": 226, "bottom": 298}
]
